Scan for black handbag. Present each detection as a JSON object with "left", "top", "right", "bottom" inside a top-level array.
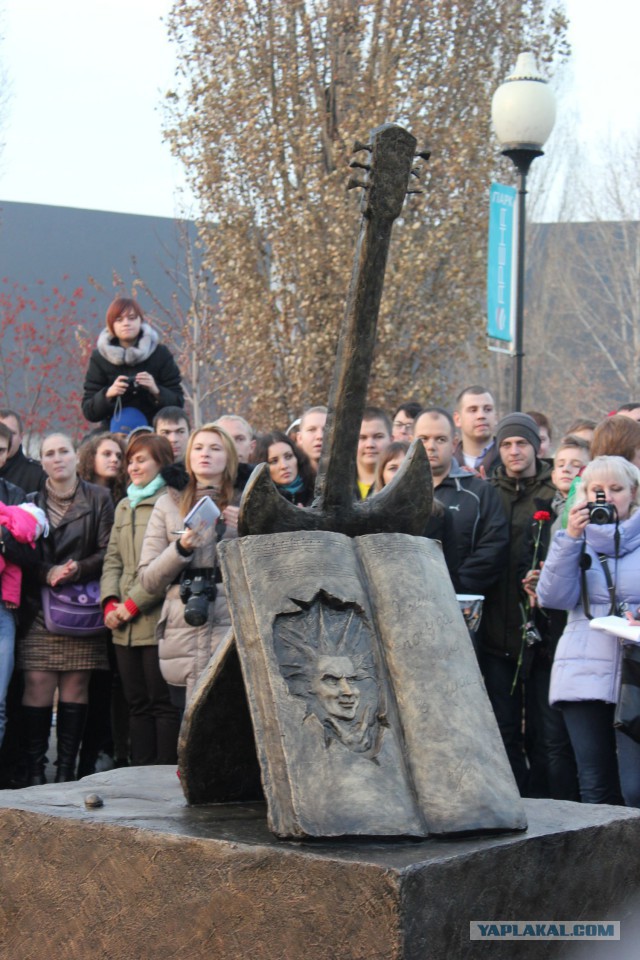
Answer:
[{"left": 614, "top": 644, "right": 640, "bottom": 744}]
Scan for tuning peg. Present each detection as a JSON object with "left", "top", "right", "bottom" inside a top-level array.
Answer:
[
  {"left": 352, "top": 139, "right": 372, "bottom": 154},
  {"left": 406, "top": 189, "right": 423, "bottom": 196},
  {"left": 415, "top": 148, "right": 431, "bottom": 161},
  {"left": 349, "top": 160, "right": 371, "bottom": 172},
  {"left": 347, "top": 177, "right": 369, "bottom": 191}
]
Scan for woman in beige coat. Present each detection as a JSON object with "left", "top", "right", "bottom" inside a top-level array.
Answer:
[
  {"left": 138, "top": 424, "right": 239, "bottom": 712},
  {"left": 100, "top": 433, "right": 181, "bottom": 764}
]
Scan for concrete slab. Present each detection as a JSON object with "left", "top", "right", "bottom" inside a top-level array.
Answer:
[{"left": 1, "top": 767, "right": 639, "bottom": 959}]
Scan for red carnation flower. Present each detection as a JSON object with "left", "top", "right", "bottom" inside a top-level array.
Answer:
[{"left": 533, "top": 510, "right": 551, "bottom": 523}]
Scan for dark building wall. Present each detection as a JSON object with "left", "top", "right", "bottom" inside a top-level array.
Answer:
[
  {"left": 0, "top": 200, "right": 198, "bottom": 314},
  {"left": 0, "top": 200, "right": 202, "bottom": 435}
]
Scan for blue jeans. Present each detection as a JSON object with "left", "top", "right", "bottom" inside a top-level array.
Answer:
[
  {"left": 559, "top": 701, "right": 624, "bottom": 805},
  {"left": 526, "top": 660, "right": 579, "bottom": 801},
  {"left": 616, "top": 728, "right": 640, "bottom": 807},
  {"left": 0, "top": 602, "right": 16, "bottom": 749}
]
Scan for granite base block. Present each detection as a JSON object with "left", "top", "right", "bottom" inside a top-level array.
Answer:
[{"left": 1, "top": 767, "right": 639, "bottom": 960}]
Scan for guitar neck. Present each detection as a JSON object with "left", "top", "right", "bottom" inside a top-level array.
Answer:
[{"left": 315, "top": 124, "right": 417, "bottom": 510}]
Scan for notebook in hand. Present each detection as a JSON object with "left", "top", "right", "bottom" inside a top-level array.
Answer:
[
  {"left": 591, "top": 615, "right": 640, "bottom": 643},
  {"left": 183, "top": 496, "right": 221, "bottom": 541}
]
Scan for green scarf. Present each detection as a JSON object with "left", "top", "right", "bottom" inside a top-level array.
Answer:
[{"left": 127, "top": 474, "right": 166, "bottom": 510}]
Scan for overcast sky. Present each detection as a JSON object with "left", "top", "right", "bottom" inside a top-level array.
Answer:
[{"left": 0, "top": 0, "right": 638, "bottom": 219}]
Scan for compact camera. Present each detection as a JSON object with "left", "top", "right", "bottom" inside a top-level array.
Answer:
[
  {"left": 587, "top": 490, "right": 617, "bottom": 525},
  {"left": 523, "top": 621, "right": 543, "bottom": 646},
  {"left": 179, "top": 570, "right": 217, "bottom": 627},
  {"left": 126, "top": 376, "right": 139, "bottom": 394}
]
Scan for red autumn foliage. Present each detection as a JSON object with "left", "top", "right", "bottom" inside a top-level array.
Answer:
[{"left": 0, "top": 279, "right": 100, "bottom": 443}]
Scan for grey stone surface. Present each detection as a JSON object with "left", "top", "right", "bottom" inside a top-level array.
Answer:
[
  {"left": 207, "top": 531, "right": 526, "bottom": 839},
  {"left": 0, "top": 768, "right": 639, "bottom": 960}
]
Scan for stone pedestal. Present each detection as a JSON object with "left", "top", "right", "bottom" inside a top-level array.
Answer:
[{"left": 1, "top": 768, "right": 639, "bottom": 959}]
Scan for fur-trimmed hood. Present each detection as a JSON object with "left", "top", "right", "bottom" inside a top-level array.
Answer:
[
  {"left": 160, "top": 462, "right": 189, "bottom": 492},
  {"left": 96, "top": 323, "right": 159, "bottom": 366}
]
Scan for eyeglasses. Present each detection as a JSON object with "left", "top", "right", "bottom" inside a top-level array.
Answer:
[{"left": 392, "top": 421, "right": 414, "bottom": 433}]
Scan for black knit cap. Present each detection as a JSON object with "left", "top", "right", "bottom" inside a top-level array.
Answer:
[{"left": 495, "top": 413, "right": 541, "bottom": 452}]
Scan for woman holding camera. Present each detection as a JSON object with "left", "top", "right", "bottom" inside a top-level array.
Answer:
[
  {"left": 82, "top": 297, "right": 184, "bottom": 430},
  {"left": 138, "top": 424, "right": 239, "bottom": 712},
  {"left": 537, "top": 455, "right": 640, "bottom": 806},
  {"left": 100, "top": 433, "right": 181, "bottom": 764}
]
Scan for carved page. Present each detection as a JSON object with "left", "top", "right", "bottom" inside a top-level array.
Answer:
[
  {"left": 219, "top": 531, "right": 426, "bottom": 839},
  {"left": 355, "top": 533, "right": 527, "bottom": 834}
]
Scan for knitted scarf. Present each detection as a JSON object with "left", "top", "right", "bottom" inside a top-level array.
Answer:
[
  {"left": 276, "top": 474, "right": 305, "bottom": 499},
  {"left": 127, "top": 474, "right": 166, "bottom": 510}
]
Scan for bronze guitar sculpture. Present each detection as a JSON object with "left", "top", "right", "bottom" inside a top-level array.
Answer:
[{"left": 239, "top": 122, "right": 432, "bottom": 538}]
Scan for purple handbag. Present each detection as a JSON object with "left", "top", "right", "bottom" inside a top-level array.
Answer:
[{"left": 41, "top": 581, "right": 107, "bottom": 637}]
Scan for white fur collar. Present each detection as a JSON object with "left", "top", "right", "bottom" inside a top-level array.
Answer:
[{"left": 96, "top": 323, "right": 159, "bottom": 366}]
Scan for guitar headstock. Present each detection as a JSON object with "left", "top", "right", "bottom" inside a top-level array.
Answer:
[{"left": 349, "top": 123, "right": 424, "bottom": 222}]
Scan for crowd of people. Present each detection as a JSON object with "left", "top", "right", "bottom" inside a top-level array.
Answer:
[{"left": 0, "top": 294, "right": 639, "bottom": 812}]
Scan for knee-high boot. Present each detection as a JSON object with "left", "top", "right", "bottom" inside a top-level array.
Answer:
[
  {"left": 55, "top": 702, "right": 87, "bottom": 783},
  {"left": 22, "top": 705, "right": 53, "bottom": 786}
]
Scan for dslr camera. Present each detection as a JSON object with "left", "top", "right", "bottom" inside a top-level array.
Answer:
[
  {"left": 179, "top": 569, "right": 217, "bottom": 627},
  {"left": 587, "top": 490, "right": 617, "bottom": 525}
]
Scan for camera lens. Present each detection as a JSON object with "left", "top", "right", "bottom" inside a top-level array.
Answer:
[
  {"left": 184, "top": 596, "right": 210, "bottom": 627},
  {"left": 588, "top": 501, "right": 616, "bottom": 525}
]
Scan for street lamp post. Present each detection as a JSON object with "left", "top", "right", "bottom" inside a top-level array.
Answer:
[{"left": 491, "top": 52, "right": 556, "bottom": 412}]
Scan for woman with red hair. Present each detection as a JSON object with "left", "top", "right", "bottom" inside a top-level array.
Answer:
[
  {"left": 82, "top": 297, "right": 184, "bottom": 431},
  {"left": 100, "top": 432, "right": 181, "bottom": 765}
]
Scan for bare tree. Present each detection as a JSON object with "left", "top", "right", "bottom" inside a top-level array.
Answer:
[
  {"left": 164, "top": 0, "right": 567, "bottom": 429},
  {"left": 523, "top": 132, "right": 640, "bottom": 430}
]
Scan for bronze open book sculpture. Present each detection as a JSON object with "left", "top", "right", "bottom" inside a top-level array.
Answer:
[{"left": 179, "top": 124, "right": 527, "bottom": 839}]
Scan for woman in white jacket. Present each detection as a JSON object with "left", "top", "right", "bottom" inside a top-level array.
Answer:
[
  {"left": 138, "top": 424, "right": 239, "bottom": 712},
  {"left": 537, "top": 455, "right": 640, "bottom": 806}
]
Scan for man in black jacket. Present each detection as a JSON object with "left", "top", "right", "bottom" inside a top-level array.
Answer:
[
  {"left": 0, "top": 410, "right": 44, "bottom": 494},
  {"left": 480, "top": 412, "right": 561, "bottom": 795},
  {"left": 414, "top": 408, "right": 508, "bottom": 597}
]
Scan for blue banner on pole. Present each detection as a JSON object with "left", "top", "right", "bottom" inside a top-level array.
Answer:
[{"left": 487, "top": 183, "right": 516, "bottom": 343}]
